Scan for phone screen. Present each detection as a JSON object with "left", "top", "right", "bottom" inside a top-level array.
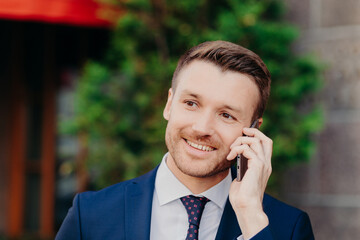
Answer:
[{"left": 236, "top": 119, "right": 259, "bottom": 181}]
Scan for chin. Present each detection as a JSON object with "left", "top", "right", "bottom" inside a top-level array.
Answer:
[{"left": 176, "top": 159, "right": 232, "bottom": 178}]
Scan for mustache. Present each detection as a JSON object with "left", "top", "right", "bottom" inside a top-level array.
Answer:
[{"left": 181, "top": 130, "right": 220, "bottom": 148}]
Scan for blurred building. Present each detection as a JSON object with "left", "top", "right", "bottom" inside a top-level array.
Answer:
[
  {"left": 283, "top": 0, "right": 360, "bottom": 239},
  {"left": 0, "top": 0, "right": 116, "bottom": 238}
]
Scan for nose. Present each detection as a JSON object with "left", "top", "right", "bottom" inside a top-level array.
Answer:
[{"left": 191, "top": 110, "right": 215, "bottom": 136}]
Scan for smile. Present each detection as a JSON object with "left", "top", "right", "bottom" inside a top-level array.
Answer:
[{"left": 185, "top": 139, "right": 215, "bottom": 152}]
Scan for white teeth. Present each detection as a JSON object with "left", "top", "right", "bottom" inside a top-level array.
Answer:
[{"left": 186, "top": 140, "right": 214, "bottom": 152}]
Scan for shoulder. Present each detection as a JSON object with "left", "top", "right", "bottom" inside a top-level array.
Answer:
[
  {"left": 263, "top": 193, "right": 305, "bottom": 217},
  {"left": 263, "top": 194, "right": 314, "bottom": 239},
  {"left": 75, "top": 166, "right": 158, "bottom": 213},
  {"left": 56, "top": 167, "right": 159, "bottom": 239}
]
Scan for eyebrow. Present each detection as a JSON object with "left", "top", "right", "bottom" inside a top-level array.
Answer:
[
  {"left": 179, "top": 90, "right": 201, "bottom": 100},
  {"left": 223, "top": 104, "right": 242, "bottom": 113}
]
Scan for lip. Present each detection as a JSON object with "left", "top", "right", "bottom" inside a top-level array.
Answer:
[
  {"left": 185, "top": 139, "right": 216, "bottom": 151},
  {"left": 182, "top": 138, "right": 217, "bottom": 157}
]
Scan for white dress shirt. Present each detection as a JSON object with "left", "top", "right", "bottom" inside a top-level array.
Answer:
[{"left": 150, "top": 153, "right": 244, "bottom": 240}]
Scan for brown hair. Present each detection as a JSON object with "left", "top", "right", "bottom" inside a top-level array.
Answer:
[{"left": 171, "top": 40, "right": 271, "bottom": 120}]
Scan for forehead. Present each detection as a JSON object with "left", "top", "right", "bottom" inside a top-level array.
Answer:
[{"left": 174, "top": 60, "right": 260, "bottom": 114}]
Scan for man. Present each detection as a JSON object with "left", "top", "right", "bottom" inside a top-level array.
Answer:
[{"left": 56, "top": 41, "right": 314, "bottom": 240}]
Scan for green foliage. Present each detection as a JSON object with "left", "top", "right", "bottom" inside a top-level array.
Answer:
[{"left": 68, "top": 0, "right": 323, "bottom": 190}]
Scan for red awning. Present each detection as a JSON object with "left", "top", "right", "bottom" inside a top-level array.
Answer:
[{"left": 0, "top": 0, "right": 120, "bottom": 27}]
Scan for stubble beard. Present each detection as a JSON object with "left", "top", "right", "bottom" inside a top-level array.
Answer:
[{"left": 165, "top": 127, "right": 234, "bottom": 178}]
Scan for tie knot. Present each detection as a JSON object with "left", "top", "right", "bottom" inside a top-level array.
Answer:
[{"left": 180, "top": 195, "right": 210, "bottom": 227}]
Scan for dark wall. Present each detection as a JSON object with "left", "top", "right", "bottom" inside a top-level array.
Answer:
[
  {"left": 0, "top": 19, "right": 110, "bottom": 236},
  {"left": 0, "top": 67, "right": 11, "bottom": 235}
]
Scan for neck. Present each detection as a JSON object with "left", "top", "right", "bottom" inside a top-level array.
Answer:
[{"left": 166, "top": 155, "right": 229, "bottom": 194}]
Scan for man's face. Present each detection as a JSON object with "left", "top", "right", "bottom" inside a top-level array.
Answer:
[{"left": 163, "top": 60, "right": 260, "bottom": 179}]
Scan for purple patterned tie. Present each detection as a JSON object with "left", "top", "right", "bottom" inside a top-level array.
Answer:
[{"left": 180, "top": 195, "right": 210, "bottom": 240}]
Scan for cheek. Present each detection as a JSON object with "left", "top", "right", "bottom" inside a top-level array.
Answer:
[
  {"left": 166, "top": 110, "right": 190, "bottom": 131},
  {"left": 218, "top": 127, "right": 243, "bottom": 147},
  {"left": 169, "top": 106, "right": 194, "bottom": 124}
]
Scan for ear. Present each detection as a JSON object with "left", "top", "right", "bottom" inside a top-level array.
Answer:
[
  {"left": 163, "top": 88, "right": 173, "bottom": 121},
  {"left": 258, "top": 117, "right": 263, "bottom": 128}
]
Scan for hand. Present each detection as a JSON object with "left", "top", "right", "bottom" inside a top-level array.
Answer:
[{"left": 226, "top": 127, "right": 273, "bottom": 239}]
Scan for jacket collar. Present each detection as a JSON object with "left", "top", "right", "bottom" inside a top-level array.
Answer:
[
  {"left": 214, "top": 166, "right": 242, "bottom": 239},
  {"left": 124, "top": 166, "right": 159, "bottom": 240}
]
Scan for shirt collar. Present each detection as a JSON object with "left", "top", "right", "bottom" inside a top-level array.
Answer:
[{"left": 155, "top": 153, "right": 232, "bottom": 210}]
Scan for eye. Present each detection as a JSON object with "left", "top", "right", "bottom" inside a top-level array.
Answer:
[
  {"left": 221, "top": 112, "right": 235, "bottom": 120},
  {"left": 185, "top": 100, "right": 198, "bottom": 108}
]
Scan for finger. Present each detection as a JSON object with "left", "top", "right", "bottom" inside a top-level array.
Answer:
[
  {"left": 236, "top": 129, "right": 272, "bottom": 173},
  {"left": 229, "top": 145, "right": 269, "bottom": 181},
  {"left": 230, "top": 137, "right": 265, "bottom": 161},
  {"left": 226, "top": 144, "right": 259, "bottom": 161},
  {"left": 227, "top": 144, "right": 246, "bottom": 160},
  {"left": 242, "top": 128, "right": 273, "bottom": 159}
]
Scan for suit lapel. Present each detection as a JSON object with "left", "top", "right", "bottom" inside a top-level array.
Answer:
[
  {"left": 124, "top": 167, "right": 158, "bottom": 240},
  {"left": 215, "top": 167, "right": 241, "bottom": 240},
  {"left": 215, "top": 167, "right": 272, "bottom": 240},
  {"left": 215, "top": 198, "right": 241, "bottom": 240}
]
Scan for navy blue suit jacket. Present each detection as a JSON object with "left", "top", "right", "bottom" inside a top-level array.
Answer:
[{"left": 56, "top": 166, "right": 314, "bottom": 239}]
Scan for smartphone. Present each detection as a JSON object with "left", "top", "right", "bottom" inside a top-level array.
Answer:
[{"left": 236, "top": 119, "right": 260, "bottom": 181}]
